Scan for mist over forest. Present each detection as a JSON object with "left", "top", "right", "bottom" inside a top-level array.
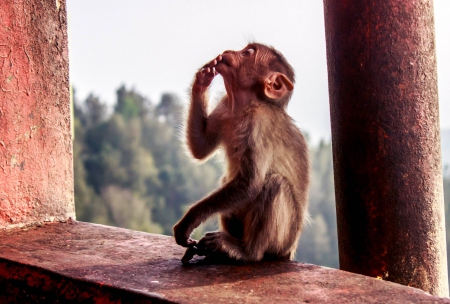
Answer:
[{"left": 73, "top": 85, "right": 450, "bottom": 272}]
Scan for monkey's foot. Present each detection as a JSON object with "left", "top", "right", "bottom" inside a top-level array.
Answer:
[
  {"left": 181, "top": 245, "right": 207, "bottom": 265},
  {"left": 197, "top": 231, "right": 225, "bottom": 253}
]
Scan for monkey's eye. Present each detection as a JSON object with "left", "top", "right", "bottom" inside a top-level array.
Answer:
[{"left": 242, "top": 48, "right": 255, "bottom": 57}]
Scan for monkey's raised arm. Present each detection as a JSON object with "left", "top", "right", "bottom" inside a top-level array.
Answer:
[
  {"left": 186, "top": 59, "right": 224, "bottom": 160},
  {"left": 186, "top": 89, "right": 224, "bottom": 159}
]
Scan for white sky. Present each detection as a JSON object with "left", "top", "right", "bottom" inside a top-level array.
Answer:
[{"left": 67, "top": 0, "right": 450, "bottom": 144}]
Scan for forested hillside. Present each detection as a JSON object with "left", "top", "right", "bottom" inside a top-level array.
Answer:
[
  {"left": 73, "top": 86, "right": 223, "bottom": 235},
  {"left": 73, "top": 85, "right": 449, "bottom": 271}
]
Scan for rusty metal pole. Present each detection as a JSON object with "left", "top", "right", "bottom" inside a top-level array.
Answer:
[{"left": 323, "top": 0, "right": 448, "bottom": 296}]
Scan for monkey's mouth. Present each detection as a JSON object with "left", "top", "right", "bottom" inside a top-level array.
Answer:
[{"left": 217, "top": 57, "right": 231, "bottom": 67}]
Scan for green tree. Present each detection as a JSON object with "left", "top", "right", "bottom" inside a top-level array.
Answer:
[
  {"left": 73, "top": 92, "right": 108, "bottom": 224},
  {"left": 101, "top": 185, "right": 162, "bottom": 233},
  {"left": 85, "top": 94, "right": 107, "bottom": 128},
  {"left": 156, "top": 93, "right": 184, "bottom": 126},
  {"left": 115, "top": 85, "right": 150, "bottom": 120},
  {"left": 74, "top": 86, "right": 223, "bottom": 235}
]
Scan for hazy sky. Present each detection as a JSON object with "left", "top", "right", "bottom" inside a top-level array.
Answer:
[{"left": 67, "top": 0, "right": 450, "bottom": 144}]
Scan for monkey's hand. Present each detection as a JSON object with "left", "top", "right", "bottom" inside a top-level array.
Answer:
[
  {"left": 181, "top": 247, "right": 197, "bottom": 264},
  {"left": 181, "top": 246, "right": 206, "bottom": 264},
  {"left": 181, "top": 232, "right": 223, "bottom": 264},
  {"left": 193, "top": 55, "right": 222, "bottom": 92},
  {"left": 173, "top": 219, "right": 198, "bottom": 248}
]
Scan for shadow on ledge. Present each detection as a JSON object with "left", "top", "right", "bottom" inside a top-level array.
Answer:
[{"left": 0, "top": 221, "right": 448, "bottom": 303}]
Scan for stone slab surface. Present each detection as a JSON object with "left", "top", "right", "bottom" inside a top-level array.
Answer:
[{"left": 0, "top": 221, "right": 449, "bottom": 303}]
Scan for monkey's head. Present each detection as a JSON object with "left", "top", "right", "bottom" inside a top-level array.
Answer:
[{"left": 215, "top": 43, "right": 295, "bottom": 108}]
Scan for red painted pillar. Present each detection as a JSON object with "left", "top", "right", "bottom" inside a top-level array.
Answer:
[
  {"left": 0, "top": 0, "right": 74, "bottom": 228},
  {"left": 323, "top": 0, "right": 448, "bottom": 296}
]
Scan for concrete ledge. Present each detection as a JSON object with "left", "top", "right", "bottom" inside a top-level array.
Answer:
[{"left": 0, "top": 222, "right": 449, "bottom": 303}]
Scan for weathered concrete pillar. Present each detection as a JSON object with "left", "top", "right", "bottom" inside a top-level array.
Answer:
[
  {"left": 0, "top": 0, "right": 74, "bottom": 228},
  {"left": 323, "top": 0, "right": 448, "bottom": 296}
]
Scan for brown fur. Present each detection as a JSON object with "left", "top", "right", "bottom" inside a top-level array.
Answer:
[{"left": 173, "top": 43, "right": 309, "bottom": 263}]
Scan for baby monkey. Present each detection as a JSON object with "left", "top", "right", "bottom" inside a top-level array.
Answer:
[{"left": 173, "top": 43, "right": 309, "bottom": 264}]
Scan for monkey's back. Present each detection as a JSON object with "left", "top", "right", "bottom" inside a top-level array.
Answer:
[
  {"left": 241, "top": 102, "right": 310, "bottom": 258},
  {"left": 221, "top": 101, "right": 309, "bottom": 193},
  {"left": 255, "top": 102, "right": 309, "bottom": 196},
  {"left": 222, "top": 101, "right": 310, "bottom": 224}
]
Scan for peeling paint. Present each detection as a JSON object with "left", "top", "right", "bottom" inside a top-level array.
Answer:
[{"left": 10, "top": 155, "right": 17, "bottom": 167}]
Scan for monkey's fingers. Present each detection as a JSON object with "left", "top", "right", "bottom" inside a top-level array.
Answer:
[
  {"left": 195, "top": 70, "right": 216, "bottom": 89},
  {"left": 199, "top": 68, "right": 216, "bottom": 77},
  {"left": 181, "top": 247, "right": 197, "bottom": 264},
  {"left": 199, "top": 55, "right": 222, "bottom": 77},
  {"left": 186, "top": 238, "right": 198, "bottom": 247},
  {"left": 202, "top": 56, "right": 221, "bottom": 70},
  {"left": 181, "top": 245, "right": 207, "bottom": 264}
]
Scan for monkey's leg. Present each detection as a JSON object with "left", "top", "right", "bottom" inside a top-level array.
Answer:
[
  {"left": 174, "top": 170, "right": 262, "bottom": 247},
  {"left": 198, "top": 174, "right": 298, "bottom": 262}
]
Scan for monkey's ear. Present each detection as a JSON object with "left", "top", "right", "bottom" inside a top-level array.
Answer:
[{"left": 263, "top": 72, "right": 294, "bottom": 100}]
